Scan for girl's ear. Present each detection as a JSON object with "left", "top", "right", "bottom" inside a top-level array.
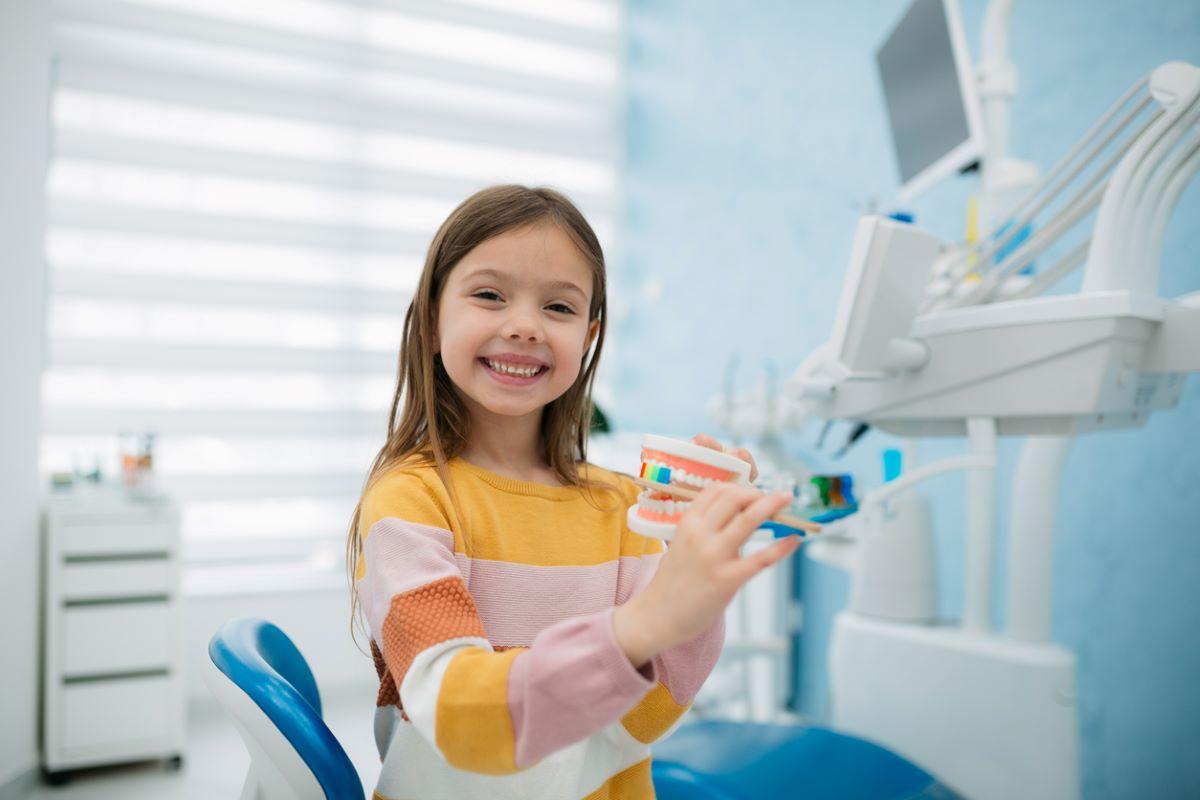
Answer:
[{"left": 584, "top": 318, "right": 599, "bottom": 356}]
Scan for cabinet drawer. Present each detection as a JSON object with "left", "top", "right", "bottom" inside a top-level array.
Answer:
[
  {"left": 59, "top": 523, "right": 175, "bottom": 558},
  {"left": 61, "top": 560, "right": 175, "bottom": 601},
  {"left": 62, "top": 604, "right": 174, "bottom": 676},
  {"left": 60, "top": 675, "right": 175, "bottom": 752}
]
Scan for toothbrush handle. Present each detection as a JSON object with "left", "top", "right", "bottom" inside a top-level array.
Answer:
[{"left": 632, "top": 477, "right": 821, "bottom": 534}]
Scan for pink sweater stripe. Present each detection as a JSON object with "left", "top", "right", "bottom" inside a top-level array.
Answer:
[
  {"left": 616, "top": 552, "right": 660, "bottom": 604},
  {"left": 506, "top": 607, "right": 656, "bottom": 769},
  {"left": 467, "top": 558, "right": 624, "bottom": 647}
]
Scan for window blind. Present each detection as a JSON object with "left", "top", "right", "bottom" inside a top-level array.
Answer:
[{"left": 41, "top": 0, "right": 622, "bottom": 594}]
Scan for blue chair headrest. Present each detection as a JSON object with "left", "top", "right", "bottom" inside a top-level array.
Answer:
[{"left": 209, "top": 617, "right": 364, "bottom": 800}]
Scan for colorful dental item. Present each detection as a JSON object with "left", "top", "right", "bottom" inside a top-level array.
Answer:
[
  {"left": 801, "top": 474, "right": 856, "bottom": 513},
  {"left": 628, "top": 435, "right": 820, "bottom": 541},
  {"left": 639, "top": 462, "right": 673, "bottom": 485},
  {"left": 794, "top": 473, "right": 858, "bottom": 525}
]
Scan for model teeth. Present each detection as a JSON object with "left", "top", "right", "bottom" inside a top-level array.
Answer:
[
  {"left": 641, "top": 459, "right": 711, "bottom": 490},
  {"left": 636, "top": 490, "right": 691, "bottom": 516},
  {"left": 485, "top": 359, "right": 543, "bottom": 377}
]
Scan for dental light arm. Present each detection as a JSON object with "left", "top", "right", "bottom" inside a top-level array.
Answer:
[
  {"left": 930, "top": 62, "right": 1200, "bottom": 310},
  {"left": 931, "top": 72, "right": 1154, "bottom": 292},
  {"left": 1146, "top": 132, "right": 1200, "bottom": 287},
  {"left": 1096, "top": 64, "right": 1200, "bottom": 295}
]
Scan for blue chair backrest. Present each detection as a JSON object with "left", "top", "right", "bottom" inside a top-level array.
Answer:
[{"left": 208, "top": 617, "right": 364, "bottom": 800}]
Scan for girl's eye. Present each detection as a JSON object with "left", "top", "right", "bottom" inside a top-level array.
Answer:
[
  {"left": 473, "top": 290, "right": 502, "bottom": 302},
  {"left": 546, "top": 303, "right": 576, "bottom": 315}
]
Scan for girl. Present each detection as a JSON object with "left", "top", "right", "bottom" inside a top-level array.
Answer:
[{"left": 348, "top": 185, "right": 800, "bottom": 800}]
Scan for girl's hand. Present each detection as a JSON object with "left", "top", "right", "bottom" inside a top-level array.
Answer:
[
  {"left": 613, "top": 482, "right": 799, "bottom": 667},
  {"left": 691, "top": 433, "right": 758, "bottom": 482}
]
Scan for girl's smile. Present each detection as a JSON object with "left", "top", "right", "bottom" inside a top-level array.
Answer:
[{"left": 478, "top": 353, "right": 551, "bottom": 385}]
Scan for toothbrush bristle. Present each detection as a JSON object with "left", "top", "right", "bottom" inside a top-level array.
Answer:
[{"left": 640, "top": 463, "right": 671, "bottom": 484}]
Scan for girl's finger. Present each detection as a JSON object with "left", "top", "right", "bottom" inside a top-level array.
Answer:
[
  {"left": 692, "top": 433, "right": 757, "bottom": 481},
  {"left": 731, "top": 535, "right": 803, "bottom": 584},
  {"left": 732, "top": 447, "right": 758, "bottom": 481},
  {"left": 687, "top": 479, "right": 731, "bottom": 514},
  {"left": 701, "top": 484, "right": 761, "bottom": 531},
  {"left": 721, "top": 492, "right": 793, "bottom": 548}
]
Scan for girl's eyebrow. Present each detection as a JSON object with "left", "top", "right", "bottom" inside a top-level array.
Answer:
[{"left": 465, "top": 267, "right": 589, "bottom": 302}]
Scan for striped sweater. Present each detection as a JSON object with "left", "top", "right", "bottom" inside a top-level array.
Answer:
[{"left": 356, "top": 456, "right": 724, "bottom": 800}]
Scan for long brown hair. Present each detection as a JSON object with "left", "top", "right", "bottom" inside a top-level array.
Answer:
[{"left": 347, "top": 185, "right": 616, "bottom": 642}]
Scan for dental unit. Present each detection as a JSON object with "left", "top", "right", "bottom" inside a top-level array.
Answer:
[
  {"left": 782, "top": 58, "right": 1200, "bottom": 800},
  {"left": 708, "top": 0, "right": 1200, "bottom": 793}
]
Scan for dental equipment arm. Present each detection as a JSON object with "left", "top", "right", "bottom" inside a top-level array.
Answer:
[
  {"left": 931, "top": 72, "right": 1154, "bottom": 294},
  {"left": 1090, "top": 62, "right": 1200, "bottom": 294},
  {"left": 930, "top": 61, "right": 1200, "bottom": 311}
]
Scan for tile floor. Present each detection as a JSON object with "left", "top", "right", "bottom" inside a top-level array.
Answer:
[{"left": 22, "top": 683, "right": 381, "bottom": 799}]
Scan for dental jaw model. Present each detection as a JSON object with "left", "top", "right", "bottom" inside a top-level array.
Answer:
[{"left": 627, "top": 434, "right": 752, "bottom": 541}]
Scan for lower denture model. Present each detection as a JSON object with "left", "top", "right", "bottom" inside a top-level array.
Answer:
[{"left": 627, "top": 434, "right": 753, "bottom": 541}]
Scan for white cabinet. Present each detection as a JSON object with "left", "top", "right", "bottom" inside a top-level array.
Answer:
[{"left": 42, "top": 490, "right": 186, "bottom": 777}]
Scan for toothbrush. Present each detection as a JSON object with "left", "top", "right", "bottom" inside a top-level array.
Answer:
[{"left": 632, "top": 477, "right": 822, "bottom": 534}]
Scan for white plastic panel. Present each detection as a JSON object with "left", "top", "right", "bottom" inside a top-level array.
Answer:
[
  {"left": 61, "top": 560, "right": 174, "bottom": 600},
  {"left": 60, "top": 675, "right": 173, "bottom": 752},
  {"left": 62, "top": 603, "right": 174, "bottom": 675},
  {"left": 58, "top": 522, "right": 176, "bottom": 557},
  {"left": 831, "top": 612, "right": 1079, "bottom": 800}
]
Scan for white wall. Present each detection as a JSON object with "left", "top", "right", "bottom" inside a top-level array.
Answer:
[
  {"left": 185, "top": 588, "right": 377, "bottom": 707},
  {"left": 0, "top": 0, "right": 50, "bottom": 793}
]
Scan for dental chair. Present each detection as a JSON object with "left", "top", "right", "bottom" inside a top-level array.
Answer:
[
  {"left": 203, "top": 618, "right": 365, "bottom": 800},
  {"left": 652, "top": 720, "right": 960, "bottom": 800}
]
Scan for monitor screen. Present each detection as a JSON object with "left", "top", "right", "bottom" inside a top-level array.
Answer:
[{"left": 876, "top": 0, "right": 983, "bottom": 200}]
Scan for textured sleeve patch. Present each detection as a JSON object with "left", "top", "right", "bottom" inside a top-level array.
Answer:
[
  {"left": 435, "top": 647, "right": 523, "bottom": 774},
  {"left": 380, "top": 575, "right": 487, "bottom": 693},
  {"left": 370, "top": 640, "right": 400, "bottom": 709},
  {"left": 620, "top": 682, "right": 689, "bottom": 744}
]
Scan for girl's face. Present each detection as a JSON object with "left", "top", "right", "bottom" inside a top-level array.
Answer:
[{"left": 435, "top": 222, "right": 600, "bottom": 424}]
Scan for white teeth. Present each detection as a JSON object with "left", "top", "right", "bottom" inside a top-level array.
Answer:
[
  {"left": 641, "top": 459, "right": 714, "bottom": 491},
  {"left": 636, "top": 490, "right": 691, "bottom": 516},
  {"left": 485, "top": 359, "right": 542, "bottom": 377}
]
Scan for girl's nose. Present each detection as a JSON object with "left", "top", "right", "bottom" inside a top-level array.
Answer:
[{"left": 503, "top": 309, "right": 543, "bottom": 342}]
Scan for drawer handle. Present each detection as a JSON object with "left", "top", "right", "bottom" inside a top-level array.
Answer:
[
  {"left": 63, "top": 668, "right": 171, "bottom": 685},
  {"left": 64, "top": 594, "right": 171, "bottom": 608},
  {"left": 64, "top": 552, "right": 171, "bottom": 564}
]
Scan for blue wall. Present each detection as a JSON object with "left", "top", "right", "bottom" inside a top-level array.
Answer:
[{"left": 615, "top": 1, "right": 1200, "bottom": 797}]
